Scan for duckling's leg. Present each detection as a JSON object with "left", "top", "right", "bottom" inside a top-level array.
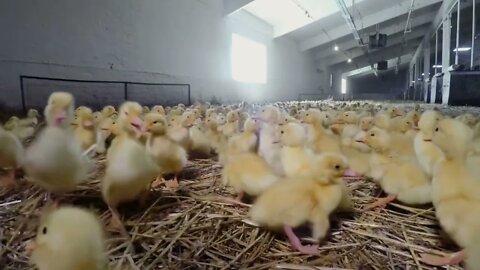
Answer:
[
  {"left": 107, "top": 205, "right": 129, "bottom": 238},
  {"left": 420, "top": 250, "right": 465, "bottom": 266},
  {"left": 0, "top": 169, "right": 16, "bottom": 189},
  {"left": 151, "top": 175, "right": 164, "bottom": 189},
  {"left": 221, "top": 193, "right": 251, "bottom": 207},
  {"left": 366, "top": 194, "right": 396, "bottom": 210},
  {"left": 283, "top": 225, "right": 318, "bottom": 255}
]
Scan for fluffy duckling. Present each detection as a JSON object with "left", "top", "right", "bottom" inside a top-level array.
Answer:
[
  {"left": 189, "top": 120, "right": 212, "bottom": 157},
  {"left": 101, "top": 105, "right": 116, "bottom": 119},
  {"left": 74, "top": 107, "right": 96, "bottom": 151},
  {"left": 0, "top": 126, "right": 24, "bottom": 188},
  {"left": 302, "top": 109, "right": 342, "bottom": 154},
  {"left": 455, "top": 112, "right": 477, "bottom": 128},
  {"left": 24, "top": 92, "right": 90, "bottom": 195},
  {"left": 223, "top": 118, "right": 258, "bottom": 164},
  {"left": 142, "top": 106, "right": 150, "bottom": 114},
  {"left": 16, "top": 109, "right": 39, "bottom": 127},
  {"left": 250, "top": 153, "right": 351, "bottom": 255},
  {"left": 222, "top": 152, "right": 279, "bottom": 203},
  {"left": 102, "top": 102, "right": 159, "bottom": 232},
  {"left": 4, "top": 117, "right": 35, "bottom": 141},
  {"left": 222, "top": 110, "right": 240, "bottom": 137},
  {"left": 256, "top": 105, "right": 284, "bottom": 176},
  {"left": 358, "top": 127, "right": 431, "bottom": 209},
  {"left": 414, "top": 110, "right": 445, "bottom": 177},
  {"left": 278, "top": 122, "right": 316, "bottom": 178},
  {"left": 167, "top": 111, "right": 195, "bottom": 150},
  {"left": 145, "top": 113, "right": 187, "bottom": 189},
  {"left": 206, "top": 117, "right": 228, "bottom": 157},
  {"left": 95, "top": 117, "right": 115, "bottom": 155},
  {"left": 151, "top": 105, "right": 165, "bottom": 115},
  {"left": 420, "top": 118, "right": 480, "bottom": 267},
  {"left": 359, "top": 116, "right": 374, "bottom": 131},
  {"left": 27, "top": 206, "right": 107, "bottom": 270},
  {"left": 374, "top": 107, "right": 402, "bottom": 130}
]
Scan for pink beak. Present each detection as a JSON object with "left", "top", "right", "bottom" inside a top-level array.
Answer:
[
  {"left": 83, "top": 120, "right": 94, "bottom": 127},
  {"left": 131, "top": 117, "right": 146, "bottom": 138},
  {"left": 54, "top": 109, "right": 67, "bottom": 126},
  {"left": 25, "top": 240, "right": 37, "bottom": 254}
]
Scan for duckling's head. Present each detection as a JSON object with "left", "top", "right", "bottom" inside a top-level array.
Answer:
[
  {"left": 27, "top": 206, "right": 106, "bottom": 270},
  {"left": 145, "top": 113, "right": 168, "bottom": 135},
  {"left": 205, "top": 117, "right": 218, "bottom": 130},
  {"left": 359, "top": 116, "right": 374, "bottom": 131},
  {"left": 92, "top": 111, "right": 102, "bottom": 124},
  {"left": 152, "top": 105, "right": 165, "bottom": 115},
  {"left": 182, "top": 111, "right": 197, "bottom": 128},
  {"left": 278, "top": 122, "right": 306, "bottom": 147},
  {"left": 397, "top": 117, "right": 414, "bottom": 133},
  {"left": 418, "top": 110, "right": 442, "bottom": 139},
  {"left": 4, "top": 116, "right": 19, "bottom": 130},
  {"left": 44, "top": 92, "right": 74, "bottom": 128},
  {"left": 357, "top": 127, "right": 390, "bottom": 153},
  {"left": 27, "top": 109, "right": 39, "bottom": 118},
  {"left": 101, "top": 105, "right": 116, "bottom": 117},
  {"left": 257, "top": 106, "right": 280, "bottom": 124},
  {"left": 314, "top": 153, "right": 349, "bottom": 183},
  {"left": 216, "top": 114, "right": 226, "bottom": 126},
  {"left": 432, "top": 118, "right": 473, "bottom": 160},
  {"left": 297, "top": 109, "right": 307, "bottom": 122},
  {"left": 118, "top": 101, "right": 145, "bottom": 138},
  {"left": 77, "top": 107, "right": 94, "bottom": 128},
  {"left": 387, "top": 107, "right": 402, "bottom": 118},
  {"left": 342, "top": 111, "right": 358, "bottom": 125},
  {"left": 226, "top": 110, "right": 240, "bottom": 123},
  {"left": 302, "top": 109, "right": 321, "bottom": 125},
  {"left": 142, "top": 106, "right": 150, "bottom": 114},
  {"left": 405, "top": 110, "right": 420, "bottom": 127},
  {"left": 243, "top": 118, "right": 257, "bottom": 133}
]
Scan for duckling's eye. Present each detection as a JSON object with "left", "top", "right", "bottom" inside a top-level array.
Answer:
[
  {"left": 435, "top": 128, "right": 439, "bottom": 132},
  {"left": 335, "top": 165, "right": 340, "bottom": 170},
  {"left": 280, "top": 130, "right": 284, "bottom": 134},
  {"left": 262, "top": 110, "right": 265, "bottom": 113},
  {"left": 326, "top": 116, "right": 329, "bottom": 118},
  {"left": 42, "top": 227, "right": 47, "bottom": 235},
  {"left": 370, "top": 133, "right": 375, "bottom": 137},
  {"left": 306, "top": 114, "right": 309, "bottom": 116},
  {"left": 112, "top": 122, "right": 116, "bottom": 124},
  {"left": 406, "top": 122, "right": 410, "bottom": 125},
  {"left": 153, "top": 121, "right": 159, "bottom": 124},
  {"left": 124, "top": 112, "right": 128, "bottom": 116}
]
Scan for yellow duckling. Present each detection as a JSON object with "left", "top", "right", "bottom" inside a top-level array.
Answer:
[
  {"left": 102, "top": 101, "right": 159, "bottom": 233},
  {"left": 74, "top": 107, "right": 96, "bottom": 151},
  {"left": 151, "top": 105, "right": 166, "bottom": 115},
  {"left": 27, "top": 206, "right": 107, "bottom": 270},
  {"left": 144, "top": 113, "right": 187, "bottom": 189},
  {"left": 24, "top": 92, "right": 90, "bottom": 195},
  {"left": 0, "top": 126, "right": 24, "bottom": 188}
]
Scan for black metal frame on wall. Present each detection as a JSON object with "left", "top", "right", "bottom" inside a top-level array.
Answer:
[{"left": 19, "top": 75, "right": 191, "bottom": 112}]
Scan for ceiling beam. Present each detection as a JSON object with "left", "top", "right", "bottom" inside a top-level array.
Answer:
[
  {"left": 299, "top": 0, "right": 442, "bottom": 51},
  {"left": 223, "top": 0, "right": 254, "bottom": 16},
  {"left": 330, "top": 37, "right": 423, "bottom": 72},
  {"left": 343, "top": 54, "right": 413, "bottom": 78},
  {"left": 322, "top": 26, "right": 428, "bottom": 65},
  {"left": 314, "top": 11, "right": 435, "bottom": 59}
]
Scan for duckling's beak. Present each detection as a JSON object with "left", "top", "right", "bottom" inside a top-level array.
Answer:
[
  {"left": 355, "top": 137, "right": 366, "bottom": 143},
  {"left": 25, "top": 240, "right": 37, "bottom": 254},
  {"left": 53, "top": 109, "right": 67, "bottom": 126},
  {"left": 83, "top": 119, "right": 94, "bottom": 127},
  {"left": 130, "top": 116, "right": 146, "bottom": 138}
]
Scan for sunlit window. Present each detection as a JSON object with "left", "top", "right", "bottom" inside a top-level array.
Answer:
[
  {"left": 231, "top": 33, "right": 267, "bottom": 84},
  {"left": 341, "top": 78, "right": 347, "bottom": 94}
]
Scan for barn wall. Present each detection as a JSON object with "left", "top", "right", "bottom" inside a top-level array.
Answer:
[{"left": 0, "top": 0, "right": 319, "bottom": 111}]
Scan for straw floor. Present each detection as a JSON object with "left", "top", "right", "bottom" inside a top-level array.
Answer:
[{"left": 0, "top": 156, "right": 464, "bottom": 270}]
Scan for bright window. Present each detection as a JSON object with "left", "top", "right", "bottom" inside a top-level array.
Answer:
[
  {"left": 341, "top": 78, "right": 347, "bottom": 94},
  {"left": 231, "top": 33, "right": 267, "bottom": 84}
]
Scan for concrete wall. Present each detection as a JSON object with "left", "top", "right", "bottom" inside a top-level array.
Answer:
[{"left": 0, "top": 0, "right": 320, "bottom": 111}]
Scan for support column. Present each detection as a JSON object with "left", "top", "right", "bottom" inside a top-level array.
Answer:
[
  {"left": 424, "top": 44, "right": 431, "bottom": 102},
  {"left": 442, "top": 15, "right": 451, "bottom": 105}
]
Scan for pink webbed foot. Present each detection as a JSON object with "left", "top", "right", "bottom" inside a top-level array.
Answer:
[
  {"left": 284, "top": 225, "right": 319, "bottom": 255},
  {"left": 366, "top": 194, "right": 396, "bottom": 210},
  {"left": 420, "top": 250, "right": 465, "bottom": 266}
]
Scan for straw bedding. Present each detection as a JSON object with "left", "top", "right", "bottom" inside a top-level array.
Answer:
[{"left": 0, "top": 102, "right": 473, "bottom": 270}]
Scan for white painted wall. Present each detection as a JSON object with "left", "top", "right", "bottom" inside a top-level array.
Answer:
[{"left": 0, "top": 0, "right": 320, "bottom": 110}]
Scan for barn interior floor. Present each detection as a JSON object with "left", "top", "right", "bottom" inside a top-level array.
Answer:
[{"left": 0, "top": 101, "right": 474, "bottom": 270}]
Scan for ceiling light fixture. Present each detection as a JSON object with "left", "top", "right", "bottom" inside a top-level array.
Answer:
[
  {"left": 347, "top": 58, "right": 352, "bottom": 63},
  {"left": 453, "top": 47, "right": 471, "bottom": 52},
  {"left": 334, "top": 45, "right": 339, "bottom": 51}
]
